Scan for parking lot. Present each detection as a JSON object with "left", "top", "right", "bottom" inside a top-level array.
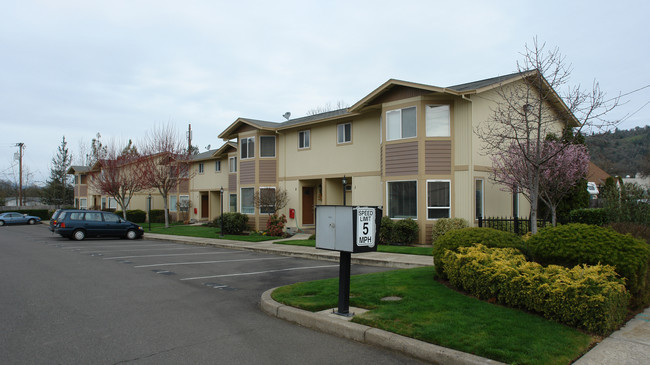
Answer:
[{"left": 1, "top": 225, "right": 423, "bottom": 364}]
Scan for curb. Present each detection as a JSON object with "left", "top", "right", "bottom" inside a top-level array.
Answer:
[{"left": 260, "top": 288, "right": 505, "bottom": 365}]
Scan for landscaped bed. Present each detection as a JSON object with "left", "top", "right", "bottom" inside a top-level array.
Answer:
[{"left": 272, "top": 266, "right": 594, "bottom": 365}]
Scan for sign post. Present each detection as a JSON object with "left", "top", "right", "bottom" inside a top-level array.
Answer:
[{"left": 315, "top": 205, "right": 382, "bottom": 316}]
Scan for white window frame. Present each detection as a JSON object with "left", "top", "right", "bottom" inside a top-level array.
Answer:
[
  {"left": 170, "top": 195, "right": 178, "bottom": 212},
  {"left": 198, "top": 162, "right": 204, "bottom": 174},
  {"left": 425, "top": 104, "right": 450, "bottom": 137},
  {"left": 386, "top": 106, "right": 417, "bottom": 141},
  {"left": 229, "top": 156, "right": 237, "bottom": 173},
  {"left": 109, "top": 197, "right": 117, "bottom": 209},
  {"left": 241, "top": 137, "right": 255, "bottom": 159},
  {"left": 298, "top": 130, "right": 310, "bottom": 149},
  {"left": 337, "top": 122, "right": 351, "bottom": 144},
  {"left": 426, "top": 180, "right": 451, "bottom": 220},
  {"left": 260, "top": 136, "right": 276, "bottom": 158},
  {"left": 179, "top": 195, "right": 190, "bottom": 212},
  {"left": 79, "top": 198, "right": 87, "bottom": 209},
  {"left": 386, "top": 180, "right": 418, "bottom": 219},
  {"left": 240, "top": 187, "right": 254, "bottom": 214},
  {"left": 215, "top": 160, "right": 221, "bottom": 172},
  {"left": 475, "top": 179, "right": 484, "bottom": 220},
  {"left": 259, "top": 187, "right": 276, "bottom": 214},
  {"left": 229, "top": 194, "right": 237, "bottom": 212}
]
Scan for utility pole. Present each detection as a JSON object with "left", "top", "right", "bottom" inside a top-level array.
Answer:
[
  {"left": 187, "top": 124, "right": 192, "bottom": 154},
  {"left": 15, "top": 143, "right": 24, "bottom": 207}
]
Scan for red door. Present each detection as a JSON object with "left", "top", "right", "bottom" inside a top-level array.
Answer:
[
  {"left": 302, "top": 187, "right": 314, "bottom": 225},
  {"left": 201, "top": 195, "right": 209, "bottom": 218}
]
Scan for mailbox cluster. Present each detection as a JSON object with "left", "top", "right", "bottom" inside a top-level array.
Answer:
[{"left": 315, "top": 205, "right": 382, "bottom": 253}]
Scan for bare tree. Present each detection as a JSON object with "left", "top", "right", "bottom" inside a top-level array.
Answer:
[
  {"left": 476, "top": 38, "right": 619, "bottom": 233},
  {"left": 89, "top": 141, "right": 146, "bottom": 219},
  {"left": 254, "top": 188, "right": 289, "bottom": 215},
  {"left": 140, "top": 123, "right": 193, "bottom": 228},
  {"left": 305, "top": 100, "right": 349, "bottom": 116}
]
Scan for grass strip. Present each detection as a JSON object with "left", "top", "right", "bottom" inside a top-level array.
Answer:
[
  {"left": 148, "top": 224, "right": 280, "bottom": 242},
  {"left": 274, "top": 239, "right": 433, "bottom": 256},
  {"left": 272, "top": 267, "right": 593, "bottom": 365}
]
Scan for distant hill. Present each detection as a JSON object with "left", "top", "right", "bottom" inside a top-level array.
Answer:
[{"left": 585, "top": 125, "right": 650, "bottom": 177}]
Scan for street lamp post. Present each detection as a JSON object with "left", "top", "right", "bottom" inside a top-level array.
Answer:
[
  {"left": 147, "top": 193, "right": 152, "bottom": 232},
  {"left": 220, "top": 186, "right": 224, "bottom": 237},
  {"left": 342, "top": 175, "right": 347, "bottom": 206}
]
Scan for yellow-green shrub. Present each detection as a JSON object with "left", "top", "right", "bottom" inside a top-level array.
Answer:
[{"left": 443, "top": 245, "right": 629, "bottom": 335}]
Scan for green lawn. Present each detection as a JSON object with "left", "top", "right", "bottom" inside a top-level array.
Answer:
[
  {"left": 272, "top": 267, "right": 594, "bottom": 365},
  {"left": 147, "top": 224, "right": 281, "bottom": 242},
  {"left": 274, "top": 239, "right": 433, "bottom": 256}
]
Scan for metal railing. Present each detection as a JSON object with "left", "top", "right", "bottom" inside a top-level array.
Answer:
[{"left": 478, "top": 215, "right": 551, "bottom": 235}]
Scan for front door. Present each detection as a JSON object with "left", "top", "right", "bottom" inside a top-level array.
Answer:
[
  {"left": 302, "top": 187, "right": 314, "bottom": 225},
  {"left": 201, "top": 195, "right": 209, "bottom": 219}
]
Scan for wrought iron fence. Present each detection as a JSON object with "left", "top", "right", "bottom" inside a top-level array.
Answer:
[{"left": 477, "top": 215, "right": 552, "bottom": 235}]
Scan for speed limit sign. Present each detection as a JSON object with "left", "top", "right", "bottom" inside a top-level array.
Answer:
[{"left": 356, "top": 207, "right": 376, "bottom": 247}]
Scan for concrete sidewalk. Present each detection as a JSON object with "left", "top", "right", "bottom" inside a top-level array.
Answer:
[{"left": 147, "top": 232, "right": 650, "bottom": 364}]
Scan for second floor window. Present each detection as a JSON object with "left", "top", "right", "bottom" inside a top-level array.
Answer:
[
  {"left": 337, "top": 123, "right": 351, "bottom": 144},
  {"left": 386, "top": 106, "right": 416, "bottom": 141},
  {"left": 298, "top": 130, "right": 310, "bottom": 149},
  {"left": 260, "top": 136, "right": 276, "bottom": 157},
  {"left": 229, "top": 157, "right": 237, "bottom": 173},
  {"left": 215, "top": 160, "right": 221, "bottom": 172},
  {"left": 241, "top": 137, "right": 254, "bottom": 159},
  {"left": 198, "top": 163, "right": 204, "bottom": 174},
  {"left": 426, "top": 105, "right": 450, "bottom": 137}
]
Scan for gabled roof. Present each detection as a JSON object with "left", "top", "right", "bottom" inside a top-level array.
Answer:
[
  {"left": 67, "top": 165, "right": 91, "bottom": 174},
  {"left": 191, "top": 142, "right": 237, "bottom": 162},
  {"left": 219, "top": 70, "right": 579, "bottom": 139},
  {"left": 587, "top": 161, "right": 611, "bottom": 185}
]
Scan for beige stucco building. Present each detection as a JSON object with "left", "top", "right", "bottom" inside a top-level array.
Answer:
[{"left": 70, "top": 71, "right": 573, "bottom": 244}]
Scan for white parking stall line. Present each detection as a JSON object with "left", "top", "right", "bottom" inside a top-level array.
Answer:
[
  {"left": 63, "top": 243, "right": 179, "bottom": 250},
  {"left": 78, "top": 247, "right": 200, "bottom": 253},
  {"left": 180, "top": 264, "right": 339, "bottom": 281},
  {"left": 104, "top": 251, "right": 239, "bottom": 260},
  {"left": 134, "top": 257, "right": 290, "bottom": 268}
]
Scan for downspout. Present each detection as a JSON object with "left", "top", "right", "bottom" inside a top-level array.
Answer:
[{"left": 462, "top": 94, "right": 475, "bottom": 224}]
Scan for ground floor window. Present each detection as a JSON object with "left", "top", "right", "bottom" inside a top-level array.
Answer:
[
  {"left": 229, "top": 194, "right": 237, "bottom": 212},
  {"left": 170, "top": 195, "right": 177, "bottom": 212},
  {"left": 475, "top": 179, "right": 484, "bottom": 219},
  {"left": 259, "top": 187, "right": 276, "bottom": 214},
  {"left": 108, "top": 197, "right": 117, "bottom": 209},
  {"left": 241, "top": 188, "right": 254, "bottom": 214},
  {"left": 179, "top": 195, "right": 190, "bottom": 212},
  {"left": 79, "top": 198, "right": 87, "bottom": 209},
  {"left": 387, "top": 181, "right": 417, "bottom": 218},
  {"left": 427, "top": 180, "right": 450, "bottom": 219}
]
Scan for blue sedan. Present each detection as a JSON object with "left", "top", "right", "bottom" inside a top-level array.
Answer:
[{"left": 0, "top": 212, "right": 42, "bottom": 226}]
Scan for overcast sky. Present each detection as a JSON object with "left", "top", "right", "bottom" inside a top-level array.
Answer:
[{"left": 1, "top": 0, "right": 648, "bottom": 186}]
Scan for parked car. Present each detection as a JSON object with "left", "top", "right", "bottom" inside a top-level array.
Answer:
[
  {"left": 49, "top": 209, "right": 70, "bottom": 232},
  {"left": 54, "top": 210, "right": 144, "bottom": 241},
  {"left": 0, "top": 212, "right": 42, "bottom": 226}
]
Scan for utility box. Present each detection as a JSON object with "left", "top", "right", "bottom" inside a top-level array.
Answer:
[{"left": 315, "top": 205, "right": 382, "bottom": 253}]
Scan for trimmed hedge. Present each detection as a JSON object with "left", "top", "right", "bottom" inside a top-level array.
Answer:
[
  {"left": 431, "top": 218, "right": 468, "bottom": 243},
  {"left": 433, "top": 227, "right": 523, "bottom": 279},
  {"left": 569, "top": 208, "right": 607, "bottom": 226},
  {"left": 149, "top": 209, "right": 165, "bottom": 223},
  {"left": 214, "top": 212, "right": 249, "bottom": 235},
  {"left": 378, "top": 217, "right": 419, "bottom": 245},
  {"left": 11, "top": 209, "right": 49, "bottom": 220},
  {"left": 526, "top": 223, "right": 650, "bottom": 308},
  {"left": 443, "top": 245, "right": 629, "bottom": 335},
  {"left": 114, "top": 209, "right": 147, "bottom": 223}
]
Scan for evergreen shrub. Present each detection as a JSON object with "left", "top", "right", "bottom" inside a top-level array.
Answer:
[
  {"left": 526, "top": 223, "right": 650, "bottom": 308},
  {"left": 431, "top": 218, "right": 468, "bottom": 243},
  {"left": 149, "top": 209, "right": 165, "bottom": 223},
  {"left": 443, "top": 244, "right": 629, "bottom": 335},
  {"left": 569, "top": 208, "right": 607, "bottom": 226},
  {"left": 392, "top": 218, "right": 419, "bottom": 245},
  {"left": 214, "top": 212, "right": 249, "bottom": 235},
  {"left": 378, "top": 216, "right": 394, "bottom": 245},
  {"left": 433, "top": 227, "right": 523, "bottom": 278}
]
